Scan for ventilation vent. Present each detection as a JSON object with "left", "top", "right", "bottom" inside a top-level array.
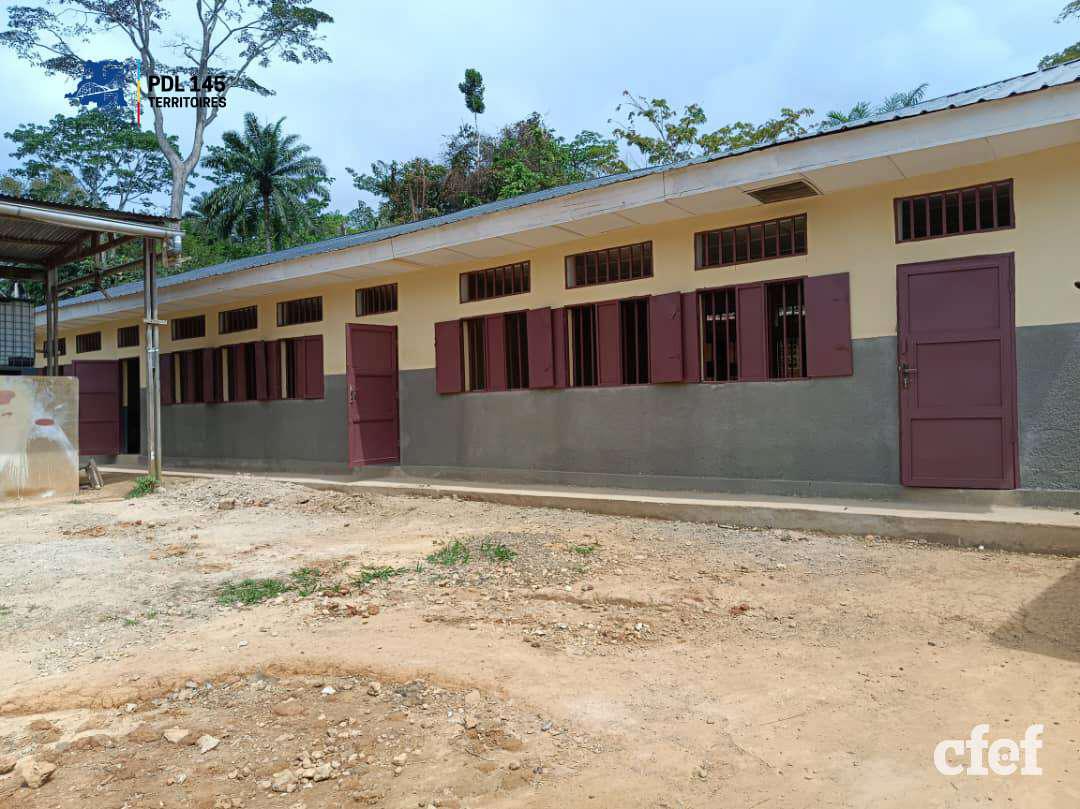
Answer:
[{"left": 745, "top": 180, "right": 819, "bottom": 205}]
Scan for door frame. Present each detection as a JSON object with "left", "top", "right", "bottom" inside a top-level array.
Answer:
[
  {"left": 895, "top": 252, "right": 1020, "bottom": 489},
  {"left": 345, "top": 323, "right": 400, "bottom": 467}
]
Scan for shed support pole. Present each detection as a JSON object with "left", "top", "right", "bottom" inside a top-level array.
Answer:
[
  {"left": 142, "top": 237, "right": 162, "bottom": 480},
  {"left": 45, "top": 267, "right": 58, "bottom": 376}
]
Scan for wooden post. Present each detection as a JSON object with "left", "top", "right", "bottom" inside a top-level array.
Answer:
[{"left": 143, "top": 237, "right": 163, "bottom": 480}]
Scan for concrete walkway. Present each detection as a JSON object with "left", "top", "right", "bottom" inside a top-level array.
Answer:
[{"left": 101, "top": 465, "right": 1080, "bottom": 556}]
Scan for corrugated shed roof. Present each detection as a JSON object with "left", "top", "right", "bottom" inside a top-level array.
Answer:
[{"left": 52, "top": 58, "right": 1080, "bottom": 310}]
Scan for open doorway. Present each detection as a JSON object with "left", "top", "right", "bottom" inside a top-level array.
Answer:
[{"left": 121, "top": 357, "right": 141, "bottom": 455}]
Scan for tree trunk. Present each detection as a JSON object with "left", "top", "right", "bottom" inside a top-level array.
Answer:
[
  {"left": 263, "top": 192, "right": 272, "bottom": 253},
  {"left": 169, "top": 170, "right": 188, "bottom": 220}
]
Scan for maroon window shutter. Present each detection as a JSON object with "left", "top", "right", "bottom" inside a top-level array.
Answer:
[
  {"left": 484, "top": 314, "right": 508, "bottom": 392},
  {"left": 265, "top": 340, "right": 282, "bottom": 399},
  {"left": 527, "top": 307, "right": 555, "bottom": 389},
  {"left": 201, "top": 347, "right": 217, "bottom": 403},
  {"left": 180, "top": 350, "right": 198, "bottom": 403},
  {"left": 552, "top": 307, "right": 569, "bottom": 388},
  {"left": 301, "top": 335, "right": 324, "bottom": 399},
  {"left": 434, "top": 320, "right": 463, "bottom": 394},
  {"left": 253, "top": 340, "right": 269, "bottom": 400},
  {"left": 596, "top": 300, "right": 622, "bottom": 386},
  {"left": 159, "top": 353, "right": 175, "bottom": 405},
  {"left": 736, "top": 283, "right": 768, "bottom": 381},
  {"left": 805, "top": 273, "right": 853, "bottom": 378},
  {"left": 230, "top": 343, "right": 248, "bottom": 401},
  {"left": 648, "top": 292, "right": 684, "bottom": 383},
  {"left": 681, "top": 292, "right": 700, "bottom": 383}
]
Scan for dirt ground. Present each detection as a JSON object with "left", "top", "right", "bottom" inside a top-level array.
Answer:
[{"left": 1, "top": 474, "right": 1078, "bottom": 808}]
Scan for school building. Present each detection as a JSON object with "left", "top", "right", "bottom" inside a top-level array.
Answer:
[{"left": 35, "top": 60, "right": 1080, "bottom": 500}]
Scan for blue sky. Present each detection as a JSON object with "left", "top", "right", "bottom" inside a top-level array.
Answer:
[{"left": 0, "top": 0, "right": 1073, "bottom": 215}]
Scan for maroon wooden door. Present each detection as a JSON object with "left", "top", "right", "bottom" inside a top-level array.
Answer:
[
  {"left": 897, "top": 254, "right": 1018, "bottom": 489},
  {"left": 71, "top": 359, "right": 122, "bottom": 456},
  {"left": 346, "top": 324, "right": 399, "bottom": 466}
]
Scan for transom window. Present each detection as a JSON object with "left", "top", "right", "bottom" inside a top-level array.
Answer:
[
  {"left": 75, "top": 331, "right": 101, "bottom": 353},
  {"left": 171, "top": 314, "right": 205, "bottom": 341},
  {"left": 695, "top": 214, "right": 807, "bottom": 269},
  {"left": 277, "top": 296, "right": 322, "bottom": 327},
  {"left": 219, "top": 305, "right": 258, "bottom": 334},
  {"left": 117, "top": 325, "right": 139, "bottom": 348},
  {"left": 896, "top": 180, "right": 1013, "bottom": 242},
  {"left": 356, "top": 283, "right": 398, "bottom": 316},
  {"left": 461, "top": 262, "right": 530, "bottom": 302},
  {"left": 565, "top": 241, "right": 652, "bottom": 288}
]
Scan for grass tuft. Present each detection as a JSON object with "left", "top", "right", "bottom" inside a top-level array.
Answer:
[
  {"left": 217, "top": 578, "right": 290, "bottom": 606},
  {"left": 426, "top": 540, "right": 470, "bottom": 567},
  {"left": 125, "top": 475, "right": 159, "bottom": 499},
  {"left": 289, "top": 567, "right": 323, "bottom": 597},
  {"left": 569, "top": 544, "right": 596, "bottom": 556},
  {"left": 479, "top": 539, "right": 516, "bottom": 563},
  {"left": 353, "top": 566, "right": 404, "bottom": 586}
]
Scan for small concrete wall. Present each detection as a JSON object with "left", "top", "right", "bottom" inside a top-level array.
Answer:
[
  {"left": 0, "top": 376, "right": 78, "bottom": 499},
  {"left": 1018, "top": 322, "right": 1080, "bottom": 489}
]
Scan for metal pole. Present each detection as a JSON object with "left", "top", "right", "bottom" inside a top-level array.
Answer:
[
  {"left": 142, "top": 237, "right": 163, "bottom": 480},
  {"left": 46, "top": 267, "right": 58, "bottom": 376}
]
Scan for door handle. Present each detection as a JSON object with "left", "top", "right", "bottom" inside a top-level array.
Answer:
[{"left": 898, "top": 362, "right": 918, "bottom": 389}]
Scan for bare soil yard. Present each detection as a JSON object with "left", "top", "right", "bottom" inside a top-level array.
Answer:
[{"left": 1, "top": 474, "right": 1078, "bottom": 808}]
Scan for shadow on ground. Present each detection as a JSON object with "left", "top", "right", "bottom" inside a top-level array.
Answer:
[{"left": 992, "top": 560, "right": 1080, "bottom": 662}]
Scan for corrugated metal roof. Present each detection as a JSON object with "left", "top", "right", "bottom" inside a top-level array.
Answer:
[{"left": 51, "top": 58, "right": 1080, "bottom": 310}]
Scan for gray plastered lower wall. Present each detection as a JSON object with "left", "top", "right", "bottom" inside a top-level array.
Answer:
[{"left": 136, "top": 328, "right": 1080, "bottom": 495}]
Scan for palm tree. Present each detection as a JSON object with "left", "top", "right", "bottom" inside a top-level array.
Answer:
[
  {"left": 202, "top": 114, "right": 330, "bottom": 253},
  {"left": 820, "top": 84, "right": 930, "bottom": 130}
]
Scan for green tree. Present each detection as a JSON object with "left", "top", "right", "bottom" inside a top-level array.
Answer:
[
  {"left": 820, "top": 84, "right": 929, "bottom": 128},
  {"left": 0, "top": 0, "right": 333, "bottom": 218},
  {"left": 611, "top": 91, "right": 815, "bottom": 166},
  {"left": 458, "top": 68, "right": 486, "bottom": 164},
  {"left": 5, "top": 108, "right": 173, "bottom": 210},
  {"left": 1040, "top": 2, "right": 1080, "bottom": 68},
  {"left": 200, "top": 113, "right": 331, "bottom": 252}
]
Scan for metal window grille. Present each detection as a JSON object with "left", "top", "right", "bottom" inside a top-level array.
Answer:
[
  {"left": 766, "top": 280, "right": 806, "bottom": 379},
  {"left": 277, "top": 296, "right": 323, "bottom": 326},
  {"left": 896, "top": 180, "right": 1013, "bottom": 242},
  {"left": 43, "top": 336, "right": 66, "bottom": 358},
  {"left": 619, "top": 298, "right": 649, "bottom": 384},
  {"left": 463, "top": 317, "right": 486, "bottom": 391},
  {"left": 356, "top": 283, "right": 398, "bottom": 316},
  {"left": 696, "top": 214, "right": 807, "bottom": 269},
  {"left": 568, "top": 304, "right": 599, "bottom": 386},
  {"left": 171, "top": 314, "right": 206, "bottom": 341},
  {"left": 700, "top": 288, "right": 738, "bottom": 381},
  {"left": 504, "top": 311, "right": 529, "bottom": 389},
  {"left": 75, "top": 331, "right": 102, "bottom": 353},
  {"left": 566, "top": 242, "right": 652, "bottom": 288},
  {"left": 0, "top": 295, "right": 34, "bottom": 367},
  {"left": 461, "top": 262, "right": 530, "bottom": 302},
  {"left": 117, "top": 325, "right": 139, "bottom": 348},
  {"left": 219, "top": 305, "right": 258, "bottom": 334}
]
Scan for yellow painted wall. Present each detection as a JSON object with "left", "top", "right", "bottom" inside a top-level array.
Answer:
[{"left": 42, "top": 141, "right": 1080, "bottom": 378}]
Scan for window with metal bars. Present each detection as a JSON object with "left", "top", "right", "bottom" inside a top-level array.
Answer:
[
  {"left": 463, "top": 317, "right": 486, "bottom": 391},
  {"left": 619, "top": 298, "right": 649, "bottom": 385},
  {"left": 568, "top": 304, "right": 599, "bottom": 386},
  {"left": 565, "top": 242, "right": 652, "bottom": 288},
  {"left": 219, "top": 305, "right": 258, "bottom": 334},
  {"left": 896, "top": 180, "right": 1013, "bottom": 242},
  {"left": 766, "top": 280, "right": 806, "bottom": 379},
  {"left": 277, "top": 296, "right": 322, "bottom": 326},
  {"left": 171, "top": 314, "right": 205, "bottom": 341},
  {"left": 504, "top": 311, "right": 529, "bottom": 389},
  {"left": 461, "top": 262, "right": 530, "bottom": 302},
  {"left": 356, "top": 283, "right": 398, "bottom": 316},
  {"left": 75, "top": 331, "right": 101, "bottom": 353},
  {"left": 117, "top": 325, "right": 139, "bottom": 348},
  {"left": 700, "top": 288, "right": 738, "bottom": 382},
  {"left": 696, "top": 214, "right": 807, "bottom": 269}
]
